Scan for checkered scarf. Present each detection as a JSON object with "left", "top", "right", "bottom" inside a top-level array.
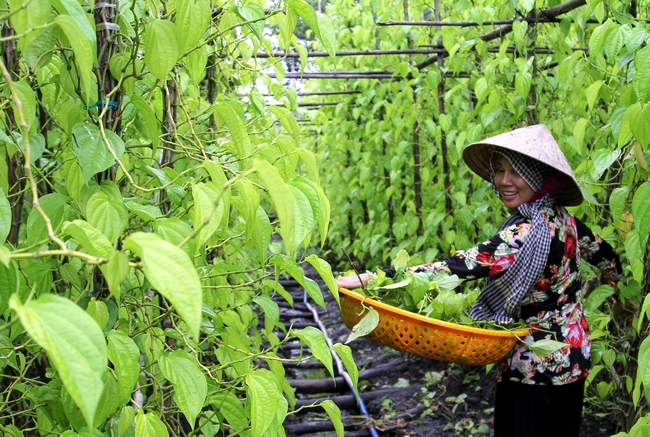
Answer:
[{"left": 468, "top": 148, "right": 556, "bottom": 323}]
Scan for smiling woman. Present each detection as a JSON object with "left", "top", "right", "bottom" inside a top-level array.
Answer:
[{"left": 337, "top": 124, "right": 624, "bottom": 437}]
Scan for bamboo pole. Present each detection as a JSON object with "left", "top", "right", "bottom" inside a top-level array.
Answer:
[{"left": 415, "top": 0, "right": 588, "bottom": 69}]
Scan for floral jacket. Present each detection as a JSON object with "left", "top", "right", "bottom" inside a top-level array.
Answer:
[{"left": 411, "top": 203, "right": 622, "bottom": 386}]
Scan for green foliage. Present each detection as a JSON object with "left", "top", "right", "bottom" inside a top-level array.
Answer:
[{"left": 0, "top": 1, "right": 346, "bottom": 435}]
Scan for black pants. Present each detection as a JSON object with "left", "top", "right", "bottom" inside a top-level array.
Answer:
[{"left": 494, "top": 378, "right": 585, "bottom": 437}]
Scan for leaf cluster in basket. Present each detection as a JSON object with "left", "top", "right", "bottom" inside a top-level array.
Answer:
[{"left": 344, "top": 250, "right": 531, "bottom": 343}]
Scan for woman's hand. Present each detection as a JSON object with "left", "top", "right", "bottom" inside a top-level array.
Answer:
[{"left": 336, "top": 273, "right": 370, "bottom": 290}]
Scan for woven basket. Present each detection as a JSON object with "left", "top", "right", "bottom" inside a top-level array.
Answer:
[{"left": 339, "top": 287, "right": 529, "bottom": 366}]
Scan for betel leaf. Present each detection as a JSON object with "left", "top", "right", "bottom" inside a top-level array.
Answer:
[
  {"left": 609, "top": 186, "right": 629, "bottom": 224},
  {"left": 345, "top": 307, "right": 379, "bottom": 344},
  {"left": 320, "top": 400, "right": 344, "bottom": 437},
  {"left": 0, "top": 187, "right": 11, "bottom": 244},
  {"left": 583, "top": 284, "right": 615, "bottom": 313},
  {"left": 0, "top": 259, "right": 19, "bottom": 315},
  {"left": 246, "top": 369, "right": 285, "bottom": 437},
  {"left": 526, "top": 339, "right": 567, "bottom": 357},
  {"left": 71, "top": 122, "right": 125, "bottom": 183},
  {"left": 123, "top": 232, "right": 202, "bottom": 339},
  {"left": 86, "top": 191, "right": 128, "bottom": 245},
  {"left": 590, "top": 148, "right": 620, "bottom": 181},
  {"left": 331, "top": 343, "right": 358, "bottom": 391},
  {"left": 208, "top": 392, "right": 248, "bottom": 434},
  {"left": 305, "top": 254, "right": 338, "bottom": 302},
  {"left": 237, "top": 2, "right": 265, "bottom": 40},
  {"left": 107, "top": 330, "right": 140, "bottom": 407},
  {"left": 254, "top": 295, "right": 281, "bottom": 331},
  {"left": 287, "top": 181, "right": 317, "bottom": 248},
  {"left": 144, "top": 19, "right": 179, "bottom": 80},
  {"left": 117, "top": 406, "right": 135, "bottom": 437},
  {"left": 213, "top": 103, "right": 252, "bottom": 160},
  {"left": 53, "top": 15, "right": 94, "bottom": 102},
  {"left": 26, "top": 192, "right": 69, "bottom": 245},
  {"left": 631, "top": 182, "right": 650, "bottom": 240},
  {"left": 269, "top": 106, "right": 300, "bottom": 141},
  {"left": 158, "top": 350, "right": 207, "bottom": 428},
  {"left": 155, "top": 217, "right": 195, "bottom": 258},
  {"left": 625, "top": 230, "right": 643, "bottom": 266},
  {"left": 315, "top": 12, "right": 337, "bottom": 58},
  {"left": 175, "top": 0, "right": 210, "bottom": 53},
  {"left": 634, "top": 45, "right": 650, "bottom": 102},
  {"left": 10, "top": 81, "right": 36, "bottom": 129},
  {"left": 191, "top": 182, "right": 224, "bottom": 253},
  {"left": 9, "top": 294, "right": 107, "bottom": 428},
  {"left": 9, "top": 0, "right": 50, "bottom": 46},
  {"left": 128, "top": 95, "right": 160, "bottom": 154},
  {"left": 62, "top": 220, "right": 114, "bottom": 259},
  {"left": 134, "top": 410, "right": 169, "bottom": 437},
  {"left": 255, "top": 160, "right": 295, "bottom": 254},
  {"left": 293, "top": 326, "right": 334, "bottom": 377},
  {"left": 101, "top": 251, "right": 129, "bottom": 301},
  {"left": 629, "top": 103, "right": 650, "bottom": 148}
]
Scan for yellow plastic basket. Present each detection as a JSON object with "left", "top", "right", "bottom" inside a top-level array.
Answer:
[{"left": 339, "top": 287, "right": 529, "bottom": 366}]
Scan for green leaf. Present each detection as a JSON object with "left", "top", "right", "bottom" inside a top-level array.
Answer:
[
  {"left": 255, "top": 160, "right": 295, "bottom": 253},
  {"left": 305, "top": 254, "right": 338, "bottom": 303},
  {"left": 107, "top": 330, "right": 140, "bottom": 407},
  {"left": 634, "top": 45, "right": 650, "bottom": 102},
  {"left": 208, "top": 392, "right": 248, "bottom": 434},
  {"left": 515, "top": 71, "right": 532, "bottom": 100},
  {"left": 268, "top": 106, "right": 300, "bottom": 141},
  {"left": 10, "top": 81, "right": 36, "bottom": 129},
  {"left": 9, "top": 294, "right": 107, "bottom": 428},
  {"left": 526, "top": 339, "right": 566, "bottom": 357},
  {"left": 87, "top": 191, "right": 128, "bottom": 245},
  {"left": 584, "top": 285, "right": 615, "bottom": 312},
  {"left": 155, "top": 217, "right": 195, "bottom": 258},
  {"left": 0, "top": 259, "right": 19, "bottom": 315},
  {"left": 331, "top": 343, "right": 358, "bottom": 392},
  {"left": 102, "top": 251, "right": 129, "bottom": 301},
  {"left": 54, "top": 14, "right": 94, "bottom": 102},
  {"left": 52, "top": 0, "right": 97, "bottom": 57},
  {"left": 287, "top": 179, "right": 317, "bottom": 248},
  {"left": 609, "top": 186, "right": 628, "bottom": 224},
  {"left": 585, "top": 80, "right": 603, "bottom": 112},
  {"left": 588, "top": 19, "right": 610, "bottom": 56},
  {"left": 246, "top": 369, "right": 285, "bottom": 437},
  {"left": 0, "top": 245, "right": 10, "bottom": 267},
  {"left": 345, "top": 308, "right": 379, "bottom": 344},
  {"left": 135, "top": 410, "right": 169, "bottom": 437},
  {"left": 128, "top": 95, "right": 160, "bottom": 154},
  {"left": 86, "top": 298, "right": 110, "bottom": 331},
  {"left": 62, "top": 220, "right": 114, "bottom": 259},
  {"left": 272, "top": 254, "right": 326, "bottom": 308},
  {"left": 590, "top": 148, "right": 620, "bottom": 181},
  {"left": 144, "top": 19, "right": 180, "bottom": 80},
  {"left": 630, "top": 104, "right": 650, "bottom": 148},
  {"left": 26, "top": 192, "right": 69, "bottom": 245},
  {"left": 123, "top": 232, "right": 202, "bottom": 339},
  {"left": 213, "top": 103, "right": 252, "bottom": 159},
  {"left": 315, "top": 12, "right": 337, "bottom": 58},
  {"left": 632, "top": 182, "right": 650, "bottom": 239},
  {"left": 9, "top": 0, "right": 51, "bottom": 46},
  {"left": 175, "top": 0, "right": 210, "bottom": 53},
  {"left": 254, "top": 295, "right": 280, "bottom": 331},
  {"left": 625, "top": 230, "right": 642, "bottom": 265},
  {"left": 71, "top": 123, "right": 125, "bottom": 183},
  {"left": 293, "top": 326, "right": 334, "bottom": 377},
  {"left": 117, "top": 406, "right": 135, "bottom": 437},
  {"left": 93, "top": 372, "right": 120, "bottom": 428},
  {"left": 0, "top": 187, "right": 11, "bottom": 244},
  {"left": 237, "top": 2, "right": 265, "bottom": 40},
  {"left": 159, "top": 350, "right": 207, "bottom": 428},
  {"left": 191, "top": 182, "right": 224, "bottom": 252},
  {"left": 320, "top": 400, "right": 344, "bottom": 437}
]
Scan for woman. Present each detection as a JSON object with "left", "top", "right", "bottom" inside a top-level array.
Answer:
[{"left": 337, "top": 125, "right": 623, "bottom": 437}]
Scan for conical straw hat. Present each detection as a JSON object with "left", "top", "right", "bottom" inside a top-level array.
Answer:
[{"left": 462, "top": 124, "right": 583, "bottom": 206}]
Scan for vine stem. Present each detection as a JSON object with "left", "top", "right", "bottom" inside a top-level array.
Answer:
[{"left": 0, "top": 58, "right": 67, "bottom": 251}]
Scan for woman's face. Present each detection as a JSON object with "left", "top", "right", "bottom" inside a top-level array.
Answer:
[{"left": 493, "top": 155, "right": 535, "bottom": 209}]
